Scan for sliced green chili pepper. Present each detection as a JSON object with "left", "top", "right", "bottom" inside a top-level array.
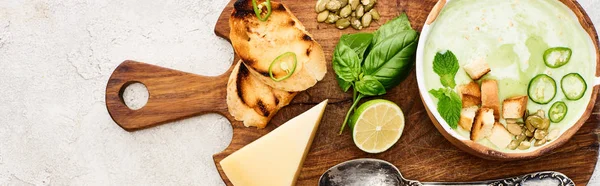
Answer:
[
  {"left": 543, "top": 47, "right": 572, "bottom": 68},
  {"left": 528, "top": 74, "right": 557, "bottom": 104},
  {"left": 549, "top": 101, "right": 567, "bottom": 123},
  {"left": 561, "top": 73, "right": 587, "bottom": 100},
  {"left": 252, "top": 0, "right": 272, "bottom": 22},
  {"left": 269, "top": 52, "right": 297, "bottom": 82}
]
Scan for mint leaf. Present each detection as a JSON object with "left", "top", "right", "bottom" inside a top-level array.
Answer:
[
  {"left": 428, "top": 88, "right": 445, "bottom": 99},
  {"left": 373, "top": 13, "right": 413, "bottom": 45},
  {"left": 355, "top": 75, "right": 386, "bottom": 96},
  {"left": 433, "top": 50, "right": 459, "bottom": 88},
  {"left": 429, "top": 88, "right": 462, "bottom": 129}
]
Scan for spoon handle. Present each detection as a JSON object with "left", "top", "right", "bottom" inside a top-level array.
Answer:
[{"left": 420, "top": 171, "right": 574, "bottom": 186}]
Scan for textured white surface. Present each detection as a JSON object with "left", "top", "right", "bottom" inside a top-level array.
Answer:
[{"left": 0, "top": 0, "right": 598, "bottom": 185}]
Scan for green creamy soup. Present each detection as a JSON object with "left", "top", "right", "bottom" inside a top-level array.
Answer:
[{"left": 423, "top": 0, "right": 596, "bottom": 152}]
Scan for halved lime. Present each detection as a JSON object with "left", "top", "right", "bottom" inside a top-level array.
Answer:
[{"left": 350, "top": 99, "right": 405, "bottom": 153}]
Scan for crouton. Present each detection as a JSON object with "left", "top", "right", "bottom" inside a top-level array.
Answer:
[
  {"left": 459, "top": 82, "right": 481, "bottom": 107},
  {"left": 470, "top": 108, "right": 495, "bottom": 141},
  {"left": 460, "top": 81, "right": 481, "bottom": 97},
  {"left": 481, "top": 79, "right": 500, "bottom": 119},
  {"left": 459, "top": 106, "right": 478, "bottom": 131},
  {"left": 464, "top": 58, "right": 491, "bottom": 80},
  {"left": 502, "top": 96, "right": 528, "bottom": 119},
  {"left": 462, "top": 96, "right": 481, "bottom": 108},
  {"left": 488, "top": 122, "right": 514, "bottom": 149}
]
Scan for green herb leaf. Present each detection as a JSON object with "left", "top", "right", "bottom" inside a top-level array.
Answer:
[
  {"left": 340, "top": 33, "right": 374, "bottom": 61},
  {"left": 372, "top": 13, "right": 412, "bottom": 45},
  {"left": 433, "top": 50, "right": 459, "bottom": 88},
  {"left": 429, "top": 88, "right": 462, "bottom": 129},
  {"left": 336, "top": 74, "right": 352, "bottom": 92},
  {"left": 333, "top": 43, "right": 361, "bottom": 82},
  {"left": 363, "top": 30, "right": 418, "bottom": 89},
  {"left": 355, "top": 75, "right": 386, "bottom": 96}
]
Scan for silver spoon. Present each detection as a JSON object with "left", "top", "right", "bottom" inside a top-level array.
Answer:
[{"left": 319, "top": 158, "right": 574, "bottom": 186}]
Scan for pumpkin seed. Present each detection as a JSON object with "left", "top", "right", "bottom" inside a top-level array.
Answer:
[
  {"left": 526, "top": 115, "right": 543, "bottom": 129},
  {"left": 340, "top": 5, "right": 352, "bottom": 18},
  {"left": 339, "top": 0, "right": 348, "bottom": 7},
  {"left": 525, "top": 129, "right": 533, "bottom": 137},
  {"left": 326, "top": 0, "right": 342, "bottom": 11},
  {"left": 369, "top": 9, "right": 380, "bottom": 20},
  {"left": 326, "top": 13, "right": 339, "bottom": 23},
  {"left": 349, "top": 0, "right": 360, "bottom": 10},
  {"left": 515, "top": 133, "right": 526, "bottom": 142},
  {"left": 351, "top": 17, "right": 363, "bottom": 30},
  {"left": 364, "top": 0, "right": 375, "bottom": 11},
  {"left": 317, "top": 11, "right": 329, "bottom": 23},
  {"left": 539, "top": 118, "right": 550, "bottom": 130},
  {"left": 351, "top": 11, "right": 356, "bottom": 17},
  {"left": 507, "top": 123, "right": 522, "bottom": 135},
  {"left": 518, "top": 140, "right": 531, "bottom": 150},
  {"left": 356, "top": 5, "right": 364, "bottom": 18},
  {"left": 508, "top": 140, "right": 520, "bottom": 150},
  {"left": 534, "top": 138, "right": 547, "bottom": 147},
  {"left": 336, "top": 18, "right": 350, "bottom": 29},
  {"left": 360, "top": 0, "right": 371, "bottom": 5},
  {"left": 316, "top": 0, "right": 330, "bottom": 13},
  {"left": 534, "top": 129, "right": 547, "bottom": 140},
  {"left": 361, "top": 12, "right": 372, "bottom": 27}
]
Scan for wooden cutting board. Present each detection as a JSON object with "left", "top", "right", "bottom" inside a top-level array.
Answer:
[{"left": 105, "top": 0, "right": 600, "bottom": 185}]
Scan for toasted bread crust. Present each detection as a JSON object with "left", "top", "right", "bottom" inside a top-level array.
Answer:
[
  {"left": 229, "top": 0, "right": 326, "bottom": 92},
  {"left": 502, "top": 96, "right": 528, "bottom": 119},
  {"left": 460, "top": 82, "right": 481, "bottom": 107},
  {"left": 489, "top": 122, "right": 513, "bottom": 149},
  {"left": 481, "top": 79, "right": 500, "bottom": 119},
  {"left": 460, "top": 81, "right": 481, "bottom": 98},
  {"left": 464, "top": 58, "right": 491, "bottom": 80},
  {"left": 470, "top": 108, "right": 494, "bottom": 141},
  {"left": 227, "top": 60, "right": 297, "bottom": 128},
  {"left": 459, "top": 106, "right": 478, "bottom": 131}
]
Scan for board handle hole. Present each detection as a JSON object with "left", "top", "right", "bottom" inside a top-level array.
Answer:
[{"left": 119, "top": 82, "right": 149, "bottom": 110}]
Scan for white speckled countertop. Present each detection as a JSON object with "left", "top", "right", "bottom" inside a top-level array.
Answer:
[{"left": 0, "top": 0, "right": 598, "bottom": 185}]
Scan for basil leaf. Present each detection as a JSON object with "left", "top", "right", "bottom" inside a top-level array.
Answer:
[
  {"left": 373, "top": 13, "right": 412, "bottom": 45},
  {"left": 336, "top": 74, "right": 352, "bottom": 92},
  {"left": 363, "top": 30, "right": 418, "bottom": 89},
  {"left": 355, "top": 75, "right": 386, "bottom": 96},
  {"left": 340, "top": 33, "right": 374, "bottom": 61},
  {"left": 433, "top": 51, "right": 459, "bottom": 88},
  {"left": 333, "top": 43, "right": 361, "bottom": 82},
  {"left": 429, "top": 88, "right": 462, "bottom": 129}
]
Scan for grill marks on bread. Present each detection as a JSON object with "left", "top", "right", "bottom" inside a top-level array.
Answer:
[
  {"left": 229, "top": 0, "right": 327, "bottom": 92},
  {"left": 227, "top": 60, "right": 297, "bottom": 128}
]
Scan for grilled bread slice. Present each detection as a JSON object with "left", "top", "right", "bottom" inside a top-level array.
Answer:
[
  {"left": 229, "top": 0, "right": 327, "bottom": 92},
  {"left": 227, "top": 60, "right": 297, "bottom": 128}
]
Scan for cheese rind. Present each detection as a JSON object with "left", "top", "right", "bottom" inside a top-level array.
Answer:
[{"left": 220, "top": 100, "right": 328, "bottom": 186}]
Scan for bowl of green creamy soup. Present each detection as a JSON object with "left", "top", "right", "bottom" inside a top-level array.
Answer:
[{"left": 416, "top": 0, "right": 600, "bottom": 159}]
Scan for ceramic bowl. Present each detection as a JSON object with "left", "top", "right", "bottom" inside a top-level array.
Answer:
[{"left": 415, "top": 0, "right": 600, "bottom": 160}]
